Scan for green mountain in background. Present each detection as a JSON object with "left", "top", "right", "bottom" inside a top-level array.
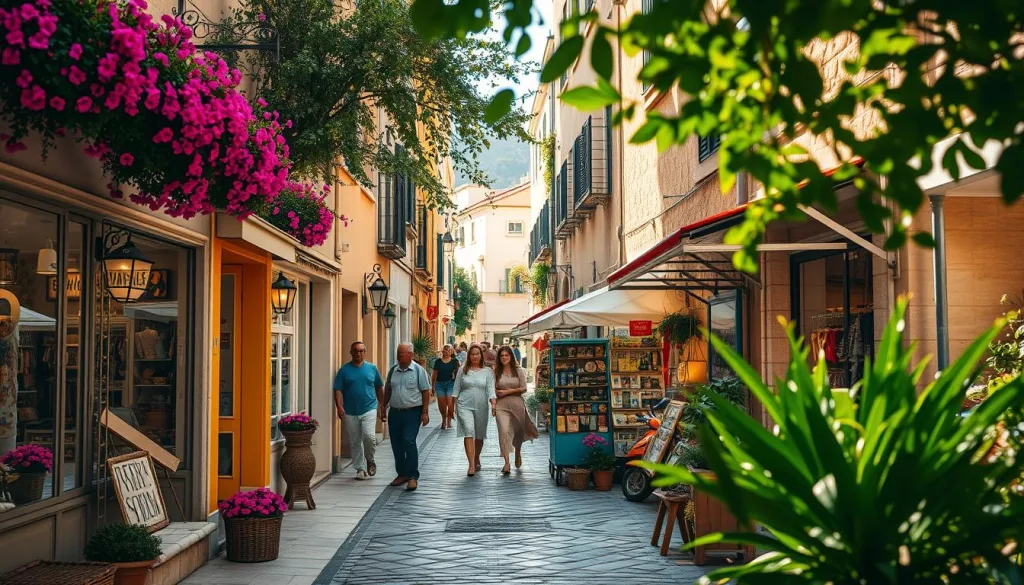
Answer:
[{"left": 455, "top": 136, "right": 530, "bottom": 189}]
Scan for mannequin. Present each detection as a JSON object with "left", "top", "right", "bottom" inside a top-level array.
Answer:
[{"left": 0, "top": 290, "right": 21, "bottom": 454}]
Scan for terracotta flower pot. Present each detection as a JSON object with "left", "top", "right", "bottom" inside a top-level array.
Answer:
[
  {"left": 592, "top": 469, "right": 614, "bottom": 491},
  {"left": 280, "top": 429, "right": 317, "bottom": 509},
  {"left": 7, "top": 472, "right": 46, "bottom": 505},
  {"left": 112, "top": 560, "right": 154, "bottom": 585}
]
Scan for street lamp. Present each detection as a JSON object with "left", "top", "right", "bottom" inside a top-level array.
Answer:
[
  {"left": 100, "top": 231, "right": 153, "bottom": 303},
  {"left": 364, "top": 263, "right": 389, "bottom": 315},
  {"left": 441, "top": 230, "right": 455, "bottom": 255},
  {"left": 271, "top": 272, "right": 298, "bottom": 315},
  {"left": 380, "top": 304, "right": 396, "bottom": 329}
]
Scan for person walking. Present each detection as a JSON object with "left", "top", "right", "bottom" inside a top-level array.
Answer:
[
  {"left": 382, "top": 342, "right": 432, "bottom": 491},
  {"left": 453, "top": 344, "right": 496, "bottom": 476},
  {"left": 432, "top": 344, "right": 459, "bottom": 430},
  {"left": 333, "top": 341, "right": 384, "bottom": 480},
  {"left": 482, "top": 341, "right": 497, "bottom": 367},
  {"left": 456, "top": 342, "right": 468, "bottom": 366},
  {"left": 494, "top": 345, "right": 538, "bottom": 474}
]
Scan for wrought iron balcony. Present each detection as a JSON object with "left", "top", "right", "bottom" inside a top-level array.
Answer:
[
  {"left": 572, "top": 113, "right": 611, "bottom": 218},
  {"left": 415, "top": 203, "right": 429, "bottom": 274},
  {"left": 555, "top": 159, "right": 580, "bottom": 240},
  {"left": 529, "top": 201, "right": 552, "bottom": 266}
]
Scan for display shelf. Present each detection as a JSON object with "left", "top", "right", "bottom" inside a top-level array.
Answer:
[
  {"left": 610, "top": 335, "right": 666, "bottom": 456},
  {"left": 549, "top": 339, "right": 613, "bottom": 476}
]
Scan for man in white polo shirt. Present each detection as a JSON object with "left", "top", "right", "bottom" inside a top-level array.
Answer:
[{"left": 382, "top": 341, "right": 431, "bottom": 491}]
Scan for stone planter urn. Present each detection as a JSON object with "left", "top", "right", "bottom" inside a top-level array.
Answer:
[{"left": 281, "top": 429, "right": 317, "bottom": 509}]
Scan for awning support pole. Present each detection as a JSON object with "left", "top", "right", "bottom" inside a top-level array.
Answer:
[
  {"left": 931, "top": 194, "right": 950, "bottom": 370},
  {"left": 799, "top": 204, "right": 894, "bottom": 268}
]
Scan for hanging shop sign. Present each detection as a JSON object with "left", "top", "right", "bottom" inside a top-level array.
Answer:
[
  {"left": 426, "top": 305, "right": 439, "bottom": 321},
  {"left": 107, "top": 451, "right": 169, "bottom": 533},
  {"left": 629, "top": 320, "right": 653, "bottom": 337}
]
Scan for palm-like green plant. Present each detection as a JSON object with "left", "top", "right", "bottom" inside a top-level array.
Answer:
[{"left": 646, "top": 298, "right": 1024, "bottom": 584}]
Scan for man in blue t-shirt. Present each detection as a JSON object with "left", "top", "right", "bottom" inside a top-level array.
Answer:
[{"left": 333, "top": 341, "right": 384, "bottom": 480}]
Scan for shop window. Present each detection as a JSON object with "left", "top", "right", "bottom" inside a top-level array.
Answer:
[
  {"left": 102, "top": 227, "right": 193, "bottom": 463},
  {"left": 270, "top": 279, "right": 308, "bottom": 441},
  {"left": 0, "top": 198, "right": 61, "bottom": 507},
  {"left": 708, "top": 290, "right": 742, "bottom": 380},
  {"left": 791, "top": 247, "right": 875, "bottom": 388}
]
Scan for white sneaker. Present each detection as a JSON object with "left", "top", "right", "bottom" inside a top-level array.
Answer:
[{"left": 355, "top": 469, "right": 368, "bottom": 480}]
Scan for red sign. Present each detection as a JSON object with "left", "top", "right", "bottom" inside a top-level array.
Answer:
[
  {"left": 426, "top": 305, "right": 439, "bottom": 320},
  {"left": 629, "top": 320, "right": 653, "bottom": 337}
]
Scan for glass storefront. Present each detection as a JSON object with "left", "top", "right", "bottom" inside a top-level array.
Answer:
[
  {"left": 270, "top": 277, "right": 308, "bottom": 442},
  {"left": 0, "top": 191, "right": 194, "bottom": 517},
  {"left": 791, "top": 247, "right": 875, "bottom": 388}
]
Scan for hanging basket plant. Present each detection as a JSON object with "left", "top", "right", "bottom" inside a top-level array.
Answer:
[
  {"left": 656, "top": 311, "right": 700, "bottom": 348},
  {"left": 0, "top": 0, "right": 340, "bottom": 246}
]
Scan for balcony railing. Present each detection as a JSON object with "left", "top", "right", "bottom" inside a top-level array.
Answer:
[
  {"left": 529, "top": 200, "right": 552, "bottom": 266},
  {"left": 572, "top": 114, "right": 611, "bottom": 218},
  {"left": 555, "top": 158, "right": 580, "bottom": 240},
  {"left": 415, "top": 203, "right": 428, "bottom": 272}
]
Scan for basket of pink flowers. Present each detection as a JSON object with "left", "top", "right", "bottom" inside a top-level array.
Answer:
[
  {"left": 1, "top": 445, "right": 53, "bottom": 505},
  {"left": 219, "top": 487, "right": 288, "bottom": 562}
]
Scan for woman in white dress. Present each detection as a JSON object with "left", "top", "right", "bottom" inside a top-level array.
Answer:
[{"left": 453, "top": 344, "right": 496, "bottom": 476}]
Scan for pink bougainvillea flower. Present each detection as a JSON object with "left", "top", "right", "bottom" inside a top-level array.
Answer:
[
  {"left": 119, "top": 152, "right": 134, "bottom": 166},
  {"left": 75, "top": 96, "right": 93, "bottom": 113},
  {"left": 21, "top": 85, "right": 46, "bottom": 110},
  {"left": 3, "top": 141, "right": 27, "bottom": 154},
  {"left": 68, "top": 43, "right": 83, "bottom": 59},
  {"left": 67, "top": 65, "right": 86, "bottom": 85},
  {"left": 15, "top": 69, "right": 32, "bottom": 88},
  {"left": 49, "top": 96, "right": 65, "bottom": 111},
  {"left": 1, "top": 47, "right": 19, "bottom": 65}
]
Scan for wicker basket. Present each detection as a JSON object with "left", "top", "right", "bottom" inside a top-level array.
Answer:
[
  {"left": 280, "top": 429, "right": 317, "bottom": 510},
  {"left": 7, "top": 472, "right": 46, "bottom": 505},
  {"left": 566, "top": 468, "right": 591, "bottom": 491},
  {"left": 0, "top": 561, "right": 115, "bottom": 585},
  {"left": 225, "top": 516, "right": 283, "bottom": 563}
]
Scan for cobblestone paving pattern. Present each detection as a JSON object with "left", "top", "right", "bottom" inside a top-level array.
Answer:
[{"left": 315, "top": 420, "right": 708, "bottom": 585}]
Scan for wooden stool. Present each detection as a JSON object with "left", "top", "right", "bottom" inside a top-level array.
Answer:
[{"left": 651, "top": 490, "right": 691, "bottom": 556}]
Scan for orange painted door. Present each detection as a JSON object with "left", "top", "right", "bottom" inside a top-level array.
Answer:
[{"left": 217, "top": 265, "right": 243, "bottom": 500}]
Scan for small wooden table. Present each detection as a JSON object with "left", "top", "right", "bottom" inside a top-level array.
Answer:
[{"left": 651, "top": 489, "right": 691, "bottom": 556}]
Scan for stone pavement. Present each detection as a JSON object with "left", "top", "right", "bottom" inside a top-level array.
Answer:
[
  {"left": 184, "top": 416, "right": 707, "bottom": 585},
  {"left": 314, "top": 419, "right": 707, "bottom": 585},
  {"left": 182, "top": 415, "right": 442, "bottom": 585}
]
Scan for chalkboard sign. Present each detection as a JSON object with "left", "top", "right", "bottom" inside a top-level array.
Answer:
[
  {"left": 642, "top": 400, "right": 685, "bottom": 465},
  {"left": 107, "top": 451, "right": 169, "bottom": 533}
]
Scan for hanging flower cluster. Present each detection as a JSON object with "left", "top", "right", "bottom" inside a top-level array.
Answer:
[
  {"left": 219, "top": 487, "right": 287, "bottom": 519},
  {"left": 1, "top": 444, "right": 54, "bottom": 474},
  {"left": 259, "top": 182, "right": 347, "bottom": 248},
  {"left": 0, "top": 0, "right": 338, "bottom": 247}
]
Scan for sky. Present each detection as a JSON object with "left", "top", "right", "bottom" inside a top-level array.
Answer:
[{"left": 485, "top": 3, "right": 555, "bottom": 109}]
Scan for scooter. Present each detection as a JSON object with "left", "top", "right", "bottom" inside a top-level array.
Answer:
[{"left": 620, "top": 397, "right": 682, "bottom": 502}]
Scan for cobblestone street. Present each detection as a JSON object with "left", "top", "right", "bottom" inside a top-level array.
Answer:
[{"left": 313, "top": 421, "right": 707, "bottom": 585}]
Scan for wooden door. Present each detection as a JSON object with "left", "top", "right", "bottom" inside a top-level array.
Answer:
[{"left": 217, "top": 265, "right": 243, "bottom": 500}]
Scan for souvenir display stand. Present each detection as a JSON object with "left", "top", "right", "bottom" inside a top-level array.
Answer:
[
  {"left": 548, "top": 339, "right": 611, "bottom": 484},
  {"left": 608, "top": 335, "right": 666, "bottom": 457}
]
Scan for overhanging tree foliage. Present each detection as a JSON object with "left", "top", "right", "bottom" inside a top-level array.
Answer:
[
  {"left": 411, "top": 0, "right": 1023, "bottom": 269},
  {"left": 221, "top": 0, "right": 533, "bottom": 208},
  {"left": 453, "top": 266, "right": 482, "bottom": 335}
]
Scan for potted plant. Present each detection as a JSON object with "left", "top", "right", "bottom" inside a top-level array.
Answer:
[
  {"left": 582, "top": 433, "right": 616, "bottom": 491},
  {"left": 0, "top": 445, "right": 52, "bottom": 505},
  {"left": 411, "top": 333, "right": 435, "bottom": 370},
  {"left": 220, "top": 487, "right": 288, "bottom": 562},
  {"left": 534, "top": 386, "right": 552, "bottom": 429},
  {"left": 277, "top": 413, "right": 319, "bottom": 509},
  {"left": 655, "top": 311, "right": 700, "bottom": 349},
  {"left": 84, "top": 523, "right": 161, "bottom": 585}
]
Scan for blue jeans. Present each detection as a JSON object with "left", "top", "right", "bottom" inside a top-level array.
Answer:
[
  {"left": 434, "top": 380, "right": 455, "bottom": 397},
  {"left": 388, "top": 407, "right": 421, "bottom": 479}
]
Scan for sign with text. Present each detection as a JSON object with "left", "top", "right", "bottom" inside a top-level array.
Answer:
[
  {"left": 629, "top": 320, "right": 653, "bottom": 337},
  {"left": 426, "top": 305, "right": 439, "bottom": 320},
  {"left": 107, "top": 451, "right": 169, "bottom": 533},
  {"left": 47, "top": 272, "right": 82, "bottom": 301}
]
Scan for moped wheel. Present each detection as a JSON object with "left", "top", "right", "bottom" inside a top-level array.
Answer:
[{"left": 621, "top": 466, "right": 654, "bottom": 502}]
